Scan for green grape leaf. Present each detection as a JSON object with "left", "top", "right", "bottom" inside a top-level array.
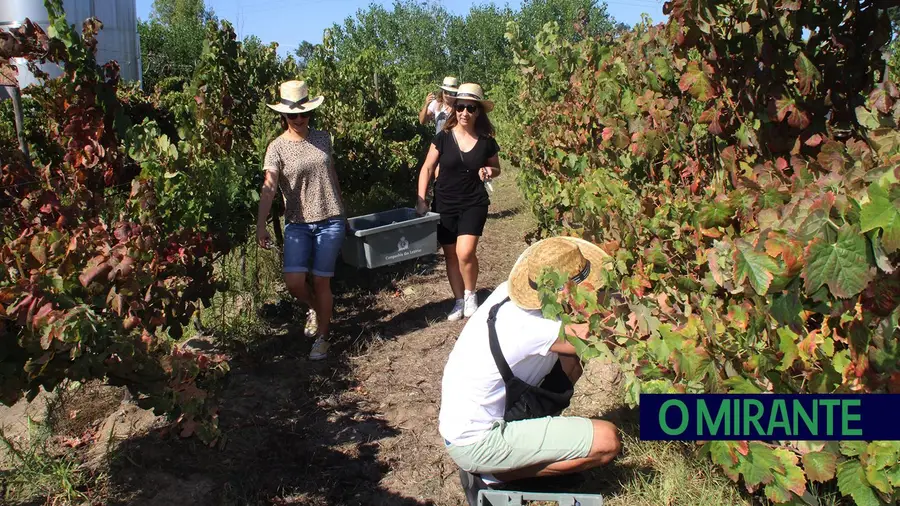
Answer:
[
  {"left": 856, "top": 106, "right": 881, "bottom": 130},
  {"left": 766, "top": 448, "right": 807, "bottom": 502},
  {"left": 840, "top": 441, "right": 868, "bottom": 457},
  {"left": 679, "top": 62, "right": 716, "bottom": 101},
  {"left": 733, "top": 241, "right": 779, "bottom": 295},
  {"left": 776, "top": 327, "right": 799, "bottom": 371},
  {"left": 794, "top": 52, "right": 820, "bottom": 95},
  {"left": 860, "top": 183, "right": 900, "bottom": 253},
  {"left": 865, "top": 467, "right": 892, "bottom": 494},
  {"left": 865, "top": 442, "right": 900, "bottom": 471},
  {"left": 837, "top": 460, "right": 880, "bottom": 506},
  {"left": 886, "top": 465, "right": 900, "bottom": 487},
  {"left": 740, "top": 443, "right": 783, "bottom": 490},
  {"left": 770, "top": 292, "right": 803, "bottom": 327},
  {"left": 709, "top": 441, "right": 740, "bottom": 468},
  {"left": 803, "top": 226, "right": 873, "bottom": 298},
  {"left": 802, "top": 451, "right": 837, "bottom": 483},
  {"left": 724, "top": 376, "right": 763, "bottom": 393},
  {"left": 698, "top": 200, "right": 734, "bottom": 228}
]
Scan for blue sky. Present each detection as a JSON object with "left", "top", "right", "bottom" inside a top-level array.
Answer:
[{"left": 135, "top": 0, "right": 667, "bottom": 56}]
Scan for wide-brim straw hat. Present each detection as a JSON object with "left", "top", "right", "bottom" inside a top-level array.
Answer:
[
  {"left": 508, "top": 236, "right": 611, "bottom": 310},
  {"left": 439, "top": 76, "right": 460, "bottom": 93},
  {"left": 266, "top": 80, "right": 324, "bottom": 114},
  {"left": 454, "top": 83, "right": 494, "bottom": 112}
]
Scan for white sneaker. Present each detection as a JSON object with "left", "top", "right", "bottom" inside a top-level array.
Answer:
[
  {"left": 447, "top": 299, "right": 465, "bottom": 321},
  {"left": 464, "top": 293, "right": 479, "bottom": 318},
  {"left": 309, "top": 336, "right": 329, "bottom": 360}
]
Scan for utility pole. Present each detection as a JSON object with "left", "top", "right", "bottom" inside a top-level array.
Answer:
[{"left": 6, "top": 86, "right": 31, "bottom": 163}]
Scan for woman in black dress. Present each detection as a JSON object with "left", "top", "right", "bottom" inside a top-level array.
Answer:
[{"left": 416, "top": 83, "right": 501, "bottom": 321}]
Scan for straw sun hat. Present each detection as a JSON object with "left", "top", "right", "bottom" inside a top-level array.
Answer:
[
  {"left": 454, "top": 83, "right": 494, "bottom": 112},
  {"left": 266, "top": 80, "right": 324, "bottom": 114},
  {"left": 508, "top": 237, "right": 611, "bottom": 310},
  {"left": 439, "top": 76, "right": 460, "bottom": 93}
]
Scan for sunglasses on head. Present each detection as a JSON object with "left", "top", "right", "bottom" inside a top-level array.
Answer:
[
  {"left": 454, "top": 103, "right": 479, "bottom": 113},
  {"left": 284, "top": 111, "right": 312, "bottom": 120}
]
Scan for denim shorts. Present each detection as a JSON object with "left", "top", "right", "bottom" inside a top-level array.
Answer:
[{"left": 283, "top": 218, "right": 345, "bottom": 277}]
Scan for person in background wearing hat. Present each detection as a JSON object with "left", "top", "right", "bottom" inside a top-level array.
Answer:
[
  {"left": 415, "top": 83, "right": 500, "bottom": 321},
  {"left": 256, "top": 80, "right": 346, "bottom": 361},
  {"left": 419, "top": 76, "right": 459, "bottom": 134},
  {"left": 439, "top": 237, "right": 622, "bottom": 503}
]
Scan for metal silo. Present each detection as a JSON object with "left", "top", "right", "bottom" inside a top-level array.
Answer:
[{"left": 0, "top": 0, "right": 142, "bottom": 90}]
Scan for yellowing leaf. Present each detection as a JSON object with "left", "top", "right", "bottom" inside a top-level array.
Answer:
[
  {"left": 678, "top": 62, "right": 716, "bottom": 101},
  {"left": 840, "top": 441, "right": 868, "bottom": 457},
  {"left": 802, "top": 451, "right": 837, "bottom": 483},
  {"left": 775, "top": 96, "right": 811, "bottom": 130},
  {"left": 766, "top": 448, "right": 807, "bottom": 502},
  {"left": 776, "top": 327, "right": 799, "bottom": 371},
  {"left": 870, "top": 84, "right": 895, "bottom": 114},
  {"left": 29, "top": 235, "right": 47, "bottom": 264}
]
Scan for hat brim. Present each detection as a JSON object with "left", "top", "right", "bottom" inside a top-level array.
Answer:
[
  {"left": 266, "top": 95, "right": 324, "bottom": 114},
  {"left": 454, "top": 97, "right": 494, "bottom": 113},
  {"left": 439, "top": 85, "right": 459, "bottom": 93},
  {"left": 508, "top": 237, "right": 611, "bottom": 310}
]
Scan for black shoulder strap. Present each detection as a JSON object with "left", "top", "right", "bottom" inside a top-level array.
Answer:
[
  {"left": 450, "top": 130, "right": 466, "bottom": 165},
  {"left": 487, "top": 297, "right": 514, "bottom": 383}
]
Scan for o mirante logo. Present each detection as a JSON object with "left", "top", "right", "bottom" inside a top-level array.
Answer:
[{"left": 640, "top": 394, "right": 900, "bottom": 441}]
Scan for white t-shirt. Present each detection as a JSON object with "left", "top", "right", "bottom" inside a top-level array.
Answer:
[
  {"left": 428, "top": 100, "right": 452, "bottom": 133},
  {"left": 439, "top": 282, "right": 563, "bottom": 445}
]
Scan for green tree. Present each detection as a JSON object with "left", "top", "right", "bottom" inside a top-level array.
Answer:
[
  {"left": 150, "top": 0, "right": 214, "bottom": 25},
  {"left": 294, "top": 40, "right": 316, "bottom": 70},
  {"left": 446, "top": 5, "right": 515, "bottom": 86},
  {"left": 139, "top": 0, "right": 214, "bottom": 91},
  {"left": 517, "top": 0, "right": 615, "bottom": 42},
  {"left": 329, "top": 0, "right": 453, "bottom": 104}
]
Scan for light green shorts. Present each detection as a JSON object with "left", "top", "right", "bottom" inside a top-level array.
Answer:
[{"left": 446, "top": 416, "right": 594, "bottom": 474}]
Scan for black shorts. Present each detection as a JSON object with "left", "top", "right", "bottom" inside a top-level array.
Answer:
[{"left": 436, "top": 206, "right": 489, "bottom": 245}]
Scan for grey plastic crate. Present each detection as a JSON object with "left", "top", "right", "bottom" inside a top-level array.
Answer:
[
  {"left": 478, "top": 490, "right": 603, "bottom": 506},
  {"left": 341, "top": 207, "right": 442, "bottom": 269}
]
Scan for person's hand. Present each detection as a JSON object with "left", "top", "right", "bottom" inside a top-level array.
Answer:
[
  {"left": 567, "top": 323, "right": 590, "bottom": 341},
  {"left": 479, "top": 166, "right": 494, "bottom": 181},
  {"left": 415, "top": 197, "right": 429, "bottom": 216},
  {"left": 425, "top": 92, "right": 435, "bottom": 105},
  {"left": 257, "top": 226, "right": 272, "bottom": 249}
]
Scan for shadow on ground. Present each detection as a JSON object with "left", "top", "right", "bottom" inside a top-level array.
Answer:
[{"left": 104, "top": 256, "right": 446, "bottom": 505}]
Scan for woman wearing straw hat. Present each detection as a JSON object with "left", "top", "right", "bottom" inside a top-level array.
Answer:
[
  {"left": 256, "top": 80, "right": 346, "bottom": 361},
  {"left": 416, "top": 83, "right": 501, "bottom": 321},
  {"left": 439, "top": 237, "right": 621, "bottom": 504},
  {"left": 419, "top": 76, "right": 459, "bottom": 134}
]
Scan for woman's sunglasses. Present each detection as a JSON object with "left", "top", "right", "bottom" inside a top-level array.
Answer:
[
  {"left": 454, "top": 103, "right": 480, "bottom": 114},
  {"left": 284, "top": 111, "right": 312, "bottom": 120}
]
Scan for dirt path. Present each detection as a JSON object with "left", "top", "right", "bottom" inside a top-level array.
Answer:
[
  {"left": 101, "top": 169, "right": 549, "bottom": 506},
  {"left": 2, "top": 169, "right": 626, "bottom": 506}
]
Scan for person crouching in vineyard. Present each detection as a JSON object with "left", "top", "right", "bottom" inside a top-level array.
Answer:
[
  {"left": 439, "top": 237, "right": 621, "bottom": 504},
  {"left": 256, "top": 80, "right": 346, "bottom": 361},
  {"left": 415, "top": 83, "right": 500, "bottom": 321}
]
